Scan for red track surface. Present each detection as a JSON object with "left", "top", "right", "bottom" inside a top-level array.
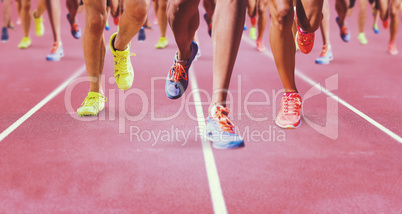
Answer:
[{"left": 0, "top": 1, "right": 401, "bottom": 213}]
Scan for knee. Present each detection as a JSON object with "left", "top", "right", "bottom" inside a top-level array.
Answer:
[
  {"left": 390, "top": 4, "right": 400, "bottom": 17},
  {"left": 86, "top": 11, "right": 107, "bottom": 35},
  {"left": 257, "top": 4, "right": 267, "bottom": 16},
  {"left": 168, "top": 0, "right": 199, "bottom": 19},
  {"left": 21, "top": 0, "right": 31, "bottom": 10},
  {"left": 125, "top": 0, "right": 148, "bottom": 22},
  {"left": 271, "top": 5, "right": 293, "bottom": 30}
]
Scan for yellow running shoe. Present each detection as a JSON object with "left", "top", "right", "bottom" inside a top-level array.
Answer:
[
  {"left": 77, "top": 92, "right": 107, "bottom": 116},
  {"left": 109, "top": 32, "right": 135, "bottom": 90},
  {"left": 18, "top": 37, "right": 31, "bottom": 49},
  {"left": 33, "top": 10, "right": 44, "bottom": 37},
  {"left": 249, "top": 27, "right": 257, "bottom": 40},
  {"left": 357, "top": 32, "right": 368, "bottom": 45},
  {"left": 155, "top": 37, "right": 168, "bottom": 49}
]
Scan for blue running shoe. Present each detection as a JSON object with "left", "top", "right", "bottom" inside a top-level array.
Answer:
[
  {"left": 336, "top": 17, "right": 350, "bottom": 42},
  {"left": 373, "top": 24, "right": 380, "bottom": 34},
  {"left": 1, "top": 27, "right": 9, "bottom": 42},
  {"left": 105, "top": 21, "right": 111, "bottom": 31},
  {"left": 165, "top": 41, "right": 198, "bottom": 99},
  {"left": 67, "top": 13, "right": 82, "bottom": 39},
  {"left": 315, "top": 45, "right": 333, "bottom": 64},
  {"left": 138, "top": 27, "right": 146, "bottom": 41},
  {"left": 46, "top": 42, "right": 64, "bottom": 61},
  {"left": 205, "top": 105, "right": 244, "bottom": 149},
  {"left": 203, "top": 13, "right": 212, "bottom": 37}
]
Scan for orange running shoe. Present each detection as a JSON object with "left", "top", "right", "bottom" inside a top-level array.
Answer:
[
  {"left": 275, "top": 93, "right": 302, "bottom": 129},
  {"left": 295, "top": 26, "right": 315, "bottom": 54}
]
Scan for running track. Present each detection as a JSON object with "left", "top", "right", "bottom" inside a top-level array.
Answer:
[{"left": 0, "top": 2, "right": 401, "bottom": 213}]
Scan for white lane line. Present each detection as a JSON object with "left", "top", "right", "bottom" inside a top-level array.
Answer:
[
  {"left": 190, "top": 67, "right": 228, "bottom": 214},
  {"left": 242, "top": 36, "right": 402, "bottom": 143},
  {"left": 0, "top": 65, "right": 86, "bottom": 142}
]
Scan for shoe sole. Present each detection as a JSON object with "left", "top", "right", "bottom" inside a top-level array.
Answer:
[
  {"left": 205, "top": 135, "right": 245, "bottom": 149},
  {"left": 275, "top": 119, "right": 302, "bottom": 129}
]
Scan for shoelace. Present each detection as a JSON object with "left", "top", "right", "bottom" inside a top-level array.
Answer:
[
  {"left": 341, "top": 26, "right": 348, "bottom": 35},
  {"left": 72, "top": 23, "right": 80, "bottom": 32},
  {"left": 282, "top": 94, "right": 302, "bottom": 116},
  {"left": 169, "top": 61, "right": 188, "bottom": 83},
  {"left": 115, "top": 51, "right": 135, "bottom": 75},
  {"left": 212, "top": 106, "right": 235, "bottom": 134},
  {"left": 81, "top": 94, "right": 107, "bottom": 108}
]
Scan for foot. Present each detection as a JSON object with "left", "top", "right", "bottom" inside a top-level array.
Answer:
[
  {"left": 388, "top": 42, "right": 398, "bottom": 55},
  {"left": 336, "top": 17, "right": 351, "bottom": 42},
  {"left": 1, "top": 27, "right": 9, "bottom": 42},
  {"left": 155, "top": 37, "right": 168, "bottom": 49},
  {"left": 138, "top": 27, "right": 146, "bottom": 41},
  {"left": 105, "top": 20, "right": 111, "bottom": 31},
  {"left": 77, "top": 92, "right": 107, "bottom": 116},
  {"left": 33, "top": 10, "right": 44, "bottom": 37},
  {"left": 46, "top": 42, "right": 64, "bottom": 61},
  {"left": 249, "top": 27, "right": 257, "bottom": 40},
  {"left": 109, "top": 32, "right": 135, "bottom": 90},
  {"left": 165, "top": 41, "right": 198, "bottom": 99},
  {"left": 357, "top": 32, "right": 368, "bottom": 45},
  {"left": 275, "top": 92, "right": 302, "bottom": 129},
  {"left": 67, "top": 13, "right": 82, "bottom": 39},
  {"left": 205, "top": 105, "right": 244, "bottom": 149},
  {"left": 315, "top": 45, "right": 333, "bottom": 64},
  {"left": 203, "top": 13, "right": 212, "bottom": 37},
  {"left": 256, "top": 39, "right": 265, "bottom": 52},
  {"left": 18, "top": 37, "right": 32, "bottom": 49},
  {"left": 373, "top": 23, "right": 380, "bottom": 34}
]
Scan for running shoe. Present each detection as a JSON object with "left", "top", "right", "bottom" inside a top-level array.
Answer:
[
  {"left": 295, "top": 25, "right": 315, "bottom": 54},
  {"left": 1, "top": 27, "right": 8, "bottom": 42},
  {"left": 113, "top": 16, "right": 119, "bottom": 26},
  {"left": 77, "top": 92, "right": 107, "bottom": 116},
  {"left": 67, "top": 13, "right": 82, "bottom": 39},
  {"left": 336, "top": 17, "right": 350, "bottom": 42},
  {"left": 373, "top": 23, "right": 380, "bottom": 34},
  {"left": 249, "top": 27, "right": 257, "bottom": 40},
  {"left": 33, "top": 10, "right": 44, "bottom": 37},
  {"left": 256, "top": 38, "right": 265, "bottom": 52},
  {"left": 383, "top": 19, "right": 389, "bottom": 29},
  {"left": 205, "top": 105, "right": 244, "bottom": 149},
  {"left": 46, "top": 42, "right": 64, "bottom": 61},
  {"left": 357, "top": 32, "right": 368, "bottom": 45},
  {"left": 388, "top": 42, "right": 398, "bottom": 55},
  {"left": 155, "top": 37, "right": 168, "bottom": 49},
  {"left": 294, "top": 10, "right": 315, "bottom": 54},
  {"left": 203, "top": 13, "right": 212, "bottom": 37},
  {"left": 194, "top": 44, "right": 202, "bottom": 61},
  {"left": 109, "top": 32, "right": 135, "bottom": 90},
  {"left": 138, "top": 27, "right": 146, "bottom": 41},
  {"left": 315, "top": 45, "right": 333, "bottom": 64},
  {"left": 105, "top": 20, "right": 111, "bottom": 31},
  {"left": 165, "top": 41, "right": 198, "bottom": 99},
  {"left": 275, "top": 92, "right": 302, "bottom": 129},
  {"left": 18, "top": 37, "right": 31, "bottom": 49}
]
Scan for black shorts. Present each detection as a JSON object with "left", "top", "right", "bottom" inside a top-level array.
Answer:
[{"left": 349, "top": 0, "right": 356, "bottom": 8}]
